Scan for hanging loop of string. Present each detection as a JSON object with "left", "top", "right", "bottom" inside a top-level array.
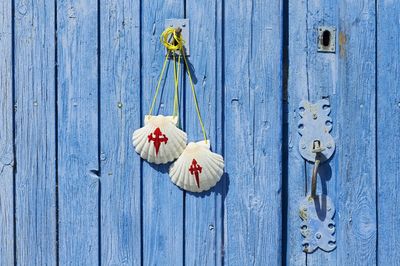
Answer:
[
  {"left": 149, "top": 27, "right": 208, "bottom": 143},
  {"left": 148, "top": 53, "right": 169, "bottom": 116},
  {"left": 179, "top": 44, "right": 208, "bottom": 143},
  {"left": 148, "top": 28, "right": 182, "bottom": 116}
]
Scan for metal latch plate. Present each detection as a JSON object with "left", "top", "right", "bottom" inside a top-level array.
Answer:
[
  {"left": 298, "top": 99, "right": 335, "bottom": 162},
  {"left": 299, "top": 194, "right": 336, "bottom": 253}
]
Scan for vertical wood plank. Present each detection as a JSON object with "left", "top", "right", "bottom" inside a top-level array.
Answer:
[
  {"left": 335, "top": 1, "right": 377, "bottom": 264},
  {"left": 99, "top": 0, "right": 141, "bottom": 264},
  {"left": 14, "top": 0, "right": 57, "bottom": 264},
  {"left": 184, "top": 0, "right": 223, "bottom": 265},
  {"left": 377, "top": 1, "right": 400, "bottom": 264},
  {"left": 287, "top": 0, "right": 339, "bottom": 265},
  {"left": 0, "top": 0, "right": 14, "bottom": 264},
  {"left": 286, "top": 0, "right": 310, "bottom": 264},
  {"left": 304, "top": 2, "right": 338, "bottom": 265},
  {"left": 57, "top": 0, "right": 100, "bottom": 264},
  {"left": 223, "top": 0, "right": 283, "bottom": 264},
  {"left": 141, "top": 1, "right": 184, "bottom": 265}
]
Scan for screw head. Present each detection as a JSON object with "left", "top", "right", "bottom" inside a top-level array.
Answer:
[{"left": 316, "top": 232, "right": 322, "bottom": 239}]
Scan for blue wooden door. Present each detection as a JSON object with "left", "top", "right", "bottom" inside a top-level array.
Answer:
[{"left": 0, "top": 0, "right": 398, "bottom": 265}]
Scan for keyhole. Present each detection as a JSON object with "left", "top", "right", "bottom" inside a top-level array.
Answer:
[
  {"left": 313, "top": 140, "right": 321, "bottom": 150},
  {"left": 322, "top": 30, "right": 331, "bottom": 46}
]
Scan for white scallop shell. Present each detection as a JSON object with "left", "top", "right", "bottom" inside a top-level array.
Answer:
[
  {"left": 132, "top": 115, "right": 187, "bottom": 164},
  {"left": 169, "top": 140, "right": 224, "bottom": 192}
]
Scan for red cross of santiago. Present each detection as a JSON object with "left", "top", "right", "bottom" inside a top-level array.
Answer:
[
  {"left": 147, "top": 127, "right": 168, "bottom": 155},
  {"left": 189, "top": 159, "right": 202, "bottom": 188}
]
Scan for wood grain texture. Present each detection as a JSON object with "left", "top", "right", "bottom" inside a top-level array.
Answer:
[
  {"left": 14, "top": 0, "right": 57, "bottom": 264},
  {"left": 288, "top": 0, "right": 339, "bottom": 265},
  {"left": 223, "top": 0, "right": 283, "bottom": 264},
  {"left": 377, "top": 1, "right": 400, "bottom": 265},
  {"left": 286, "top": 0, "right": 311, "bottom": 264},
  {"left": 336, "top": 1, "right": 377, "bottom": 265},
  {"left": 0, "top": 0, "right": 14, "bottom": 264},
  {"left": 99, "top": 0, "right": 141, "bottom": 264},
  {"left": 141, "top": 1, "right": 184, "bottom": 265},
  {"left": 184, "top": 0, "right": 224, "bottom": 265},
  {"left": 57, "top": 0, "right": 100, "bottom": 264}
]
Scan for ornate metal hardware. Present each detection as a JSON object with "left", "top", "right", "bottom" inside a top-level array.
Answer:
[
  {"left": 298, "top": 99, "right": 336, "bottom": 253},
  {"left": 298, "top": 99, "right": 335, "bottom": 163}
]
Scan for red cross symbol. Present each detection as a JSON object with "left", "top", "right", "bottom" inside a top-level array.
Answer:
[
  {"left": 189, "top": 159, "right": 202, "bottom": 188},
  {"left": 147, "top": 127, "right": 168, "bottom": 155}
]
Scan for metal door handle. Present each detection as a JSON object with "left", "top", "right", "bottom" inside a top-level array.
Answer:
[{"left": 311, "top": 140, "right": 324, "bottom": 198}]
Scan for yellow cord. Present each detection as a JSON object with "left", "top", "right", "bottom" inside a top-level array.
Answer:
[
  {"left": 148, "top": 53, "right": 169, "bottom": 116},
  {"left": 148, "top": 27, "right": 182, "bottom": 116},
  {"left": 160, "top": 27, "right": 184, "bottom": 51},
  {"left": 172, "top": 53, "right": 181, "bottom": 117},
  {"left": 180, "top": 46, "right": 208, "bottom": 143},
  {"left": 149, "top": 27, "right": 207, "bottom": 142}
]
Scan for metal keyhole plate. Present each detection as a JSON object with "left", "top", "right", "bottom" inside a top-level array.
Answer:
[{"left": 317, "top": 26, "right": 336, "bottom": 53}]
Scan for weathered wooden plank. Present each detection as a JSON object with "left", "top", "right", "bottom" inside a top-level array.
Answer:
[
  {"left": 57, "top": 0, "right": 100, "bottom": 264},
  {"left": 13, "top": 0, "right": 57, "bottom": 264},
  {"left": 223, "top": 0, "right": 283, "bottom": 264},
  {"left": 287, "top": 0, "right": 339, "bottom": 265},
  {"left": 335, "top": 1, "right": 377, "bottom": 265},
  {"left": 377, "top": 1, "right": 400, "bottom": 264},
  {"left": 99, "top": 0, "right": 141, "bottom": 264},
  {"left": 184, "top": 0, "right": 224, "bottom": 265},
  {"left": 286, "top": 0, "right": 312, "bottom": 264},
  {"left": 0, "top": 0, "right": 14, "bottom": 264},
  {"left": 141, "top": 1, "right": 184, "bottom": 265}
]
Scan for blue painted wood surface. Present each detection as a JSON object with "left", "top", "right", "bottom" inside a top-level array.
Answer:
[
  {"left": 223, "top": 0, "right": 283, "bottom": 265},
  {"left": 0, "top": 0, "right": 14, "bottom": 264},
  {"left": 1, "top": 0, "right": 399, "bottom": 265},
  {"left": 14, "top": 0, "right": 57, "bottom": 264},
  {"left": 57, "top": 0, "right": 100, "bottom": 264},
  {"left": 377, "top": 1, "right": 400, "bottom": 265},
  {"left": 99, "top": 0, "right": 141, "bottom": 265},
  {"left": 335, "top": 2, "right": 377, "bottom": 265}
]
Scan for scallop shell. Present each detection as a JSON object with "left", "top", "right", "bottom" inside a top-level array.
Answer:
[
  {"left": 169, "top": 140, "right": 224, "bottom": 192},
  {"left": 132, "top": 115, "right": 187, "bottom": 164}
]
